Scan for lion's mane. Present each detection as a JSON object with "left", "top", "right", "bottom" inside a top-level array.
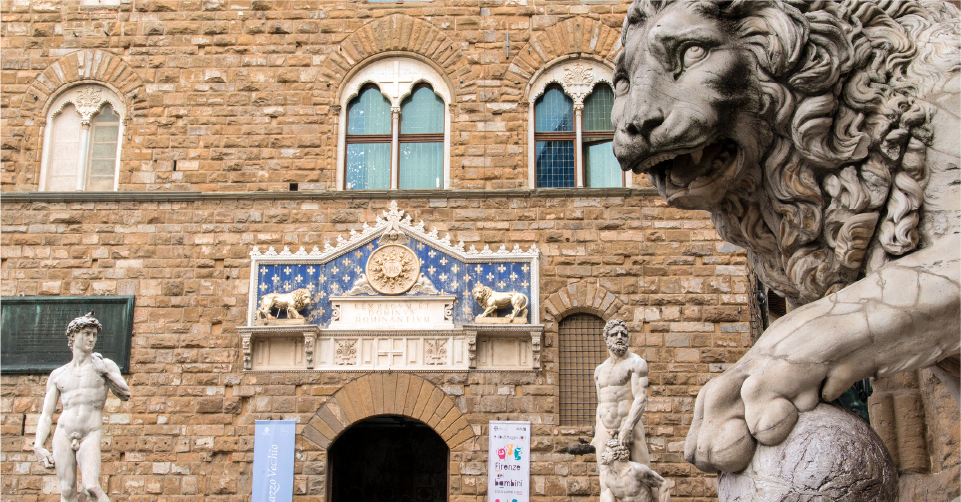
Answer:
[{"left": 624, "top": 0, "right": 960, "bottom": 306}]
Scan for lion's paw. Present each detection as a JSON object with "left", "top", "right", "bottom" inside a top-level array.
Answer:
[{"left": 685, "top": 358, "right": 824, "bottom": 473}]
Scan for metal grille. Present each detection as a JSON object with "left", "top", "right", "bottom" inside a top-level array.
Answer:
[{"left": 558, "top": 313, "right": 609, "bottom": 426}]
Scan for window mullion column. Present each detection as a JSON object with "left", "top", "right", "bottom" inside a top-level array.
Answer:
[
  {"left": 574, "top": 104, "right": 584, "bottom": 188},
  {"left": 390, "top": 107, "right": 400, "bottom": 190},
  {"left": 76, "top": 122, "right": 92, "bottom": 191}
]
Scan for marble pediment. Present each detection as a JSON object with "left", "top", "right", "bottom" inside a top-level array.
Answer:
[{"left": 243, "top": 202, "right": 543, "bottom": 372}]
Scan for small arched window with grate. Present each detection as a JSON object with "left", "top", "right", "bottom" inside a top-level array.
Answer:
[{"left": 558, "top": 313, "right": 609, "bottom": 426}]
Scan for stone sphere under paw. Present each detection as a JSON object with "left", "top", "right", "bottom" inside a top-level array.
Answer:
[{"left": 718, "top": 403, "right": 897, "bottom": 502}]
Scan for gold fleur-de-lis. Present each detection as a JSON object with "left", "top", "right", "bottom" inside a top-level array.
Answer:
[
  {"left": 510, "top": 272, "right": 518, "bottom": 281},
  {"left": 486, "top": 272, "right": 494, "bottom": 281},
  {"left": 451, "top": 264, "right": 459, "bottom": 273},
  {"left": 521, "top": 264, "right": 530, "bottom": 273},
  {"left": 428, "top": 265, "right": 436, "bottom": 274},
  {"left": 307, "top": 266, "right": 315, "bottom": 275},
  {"left": 295, "top": 275, "right": 304, "bottom": 283},
  {"left": 497, "top": 264, "right": 506, "bottom": 273},
  {"left": 439, "top": 257, "right": 448, "bottom": 265},
  {"left": 475, "top": 265, "right": 483, "bottom": 274},
  {"left": 284, "top": 267, "right": 292, "bottom": 275}
]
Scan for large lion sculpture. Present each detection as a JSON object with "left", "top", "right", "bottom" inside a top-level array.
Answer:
[{"left": 612, "top": 0, "right": 960, "bottom": 476}]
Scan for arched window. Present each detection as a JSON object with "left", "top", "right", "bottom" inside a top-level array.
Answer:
[
  {"left": 399, "top": 85, "right": 445, "bottom": 189},
  {"left": 346, "top": 86, "right": 392, "bottom": 190},
  {"left": 528, "top": 60, "right": 628, "bottom": 188},
  {"left": 582, "top": 84, "right": 620, "bottom": 187},
  {"left": 40, "top": 84, "right": 124, "bottom": 191},
  {"left": 534, "top": 86, "right": 576, "bottom": 188},
  {"left": 337, "top": 57, "right": 452, "bottom": 190},
  {"left": 558, "top": 313, "right": 609, "bottom": 426}
]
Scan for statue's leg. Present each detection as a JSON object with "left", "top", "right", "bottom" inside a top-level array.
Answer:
[
  {"left": 630, "top": 420, "right": 651, "bottom": 466},
  {"left": 76, "top": 429, "right": 109, "bottom": 502},
  {"left": 592, "top": 425, "right": 612, "bottom": 464},
  {"left": 931, "top": 360, "right": 960, "bottom": 408},
  {"left": 52, "top": 429, "right": 79, "bottom": 502}
]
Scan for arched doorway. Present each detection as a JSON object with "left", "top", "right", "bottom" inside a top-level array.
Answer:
[{"left": 329, "top": 415, "right": 449, "bottom": 502}]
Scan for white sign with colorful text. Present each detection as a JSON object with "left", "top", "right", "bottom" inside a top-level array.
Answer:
[{"left": 488, "top": 421, "right": 531, "bottom": 502}]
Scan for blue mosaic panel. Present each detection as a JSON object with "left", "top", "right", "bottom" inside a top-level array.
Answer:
[{"left": 255, "top": 238, "right": 534, "bottom": 328}]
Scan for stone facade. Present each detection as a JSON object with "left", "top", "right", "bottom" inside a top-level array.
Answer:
[
  {"left": 1, "top": 2, "right": 956, "bottom": 502},
  {"left": 1, "top": 194, "right": 750, "bottom": 502}
]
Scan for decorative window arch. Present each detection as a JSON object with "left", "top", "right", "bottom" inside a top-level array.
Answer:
[
  {"left": 527, "top": 58, "right": 631, "bottom": 188},
  {"left": 40, "top": 84, "right": 125, "bottom": 191},
  {"left": 337, "top": 56, "right": 453, "bottom": 190}
]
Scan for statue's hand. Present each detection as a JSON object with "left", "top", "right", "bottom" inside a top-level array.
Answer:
[
  {"left": 683, "top": 351, "right": 827, "bottom": 473},
  {"left": 617, "top": 427, "right": 633, "bottom": 446},
  {"left": 34, "top": 446, "right": 54, "bottom": 468}
]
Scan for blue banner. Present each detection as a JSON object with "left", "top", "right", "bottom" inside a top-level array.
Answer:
[{"left": 253, "top": 420, "right": 296, "bottom": 502}]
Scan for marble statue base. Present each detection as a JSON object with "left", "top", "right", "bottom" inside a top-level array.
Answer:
[
  {"left": 258, "top": 318, "right": 308, "bottom": 326},
  {"left": 474, "top": 317, "right": 527, "bottom": 325}
]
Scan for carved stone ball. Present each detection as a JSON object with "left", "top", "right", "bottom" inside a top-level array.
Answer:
[{"left": 718, "top": 403, "right": 897, "bottom": 502}]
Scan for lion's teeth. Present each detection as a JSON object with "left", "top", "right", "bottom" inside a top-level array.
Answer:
[{"left": 690, "top": 149, "right": 703, "bottom": 165}]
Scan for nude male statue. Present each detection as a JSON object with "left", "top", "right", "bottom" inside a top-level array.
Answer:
[
  {"left": 34, "top": 311, "right": 131, "bottom": 502},
  {"left": 593, "top": 319, "right": 651, "bottom": 466},
  {"left": 600, "top": 440, "right": 671, "bottom": 502}
]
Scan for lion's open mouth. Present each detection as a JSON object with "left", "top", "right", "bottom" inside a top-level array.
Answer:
[{"left": 633, "top": 138, "right": 739, "bottom": 202}]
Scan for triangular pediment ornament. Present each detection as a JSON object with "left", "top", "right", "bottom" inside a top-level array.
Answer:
[{"left": 248, "top": 201, "right": 540, "bottom": 327}]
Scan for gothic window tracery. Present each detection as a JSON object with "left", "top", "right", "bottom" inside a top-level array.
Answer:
[
  {"left": 528, "top": 60, "right": 625, "bottom": 188},
  {"left": 338, "top": 57, "right": 452, "bottom": 190},
  {"left": 40, "top": 84, "right": 124, "bottom": 192}
]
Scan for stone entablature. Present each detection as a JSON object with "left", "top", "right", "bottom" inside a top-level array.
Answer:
[{"left": 245, "top": 201, "right": 542, "bottom": 372}]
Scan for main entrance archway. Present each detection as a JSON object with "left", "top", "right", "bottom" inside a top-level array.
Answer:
[{"left": 329, "top": 415, "right": 449, "bottom": 502}]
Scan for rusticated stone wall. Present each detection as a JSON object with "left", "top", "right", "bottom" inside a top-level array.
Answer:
[
  {"left": 1, "top": 0, "right": 632, "bottom": 192},
  {"left": 0, "top": 192, "right": 751, "bottom": 501}
]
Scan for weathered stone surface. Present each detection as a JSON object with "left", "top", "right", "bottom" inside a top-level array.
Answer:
[{"left": 718, "top": 404, "right": 898, "bottom": 502}]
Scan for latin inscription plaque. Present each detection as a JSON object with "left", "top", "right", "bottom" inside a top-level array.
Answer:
[
  {"left": 0, "top": 296, "right": 134, "bottom": 374},
  {"left": 328, "top": 295, "right": 456, "bottom": 330}
]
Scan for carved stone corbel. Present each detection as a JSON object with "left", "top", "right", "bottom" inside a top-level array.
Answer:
[
  {"left": 466, "top": 329, "right": 477, "bottom": 369},
  {"left": 531, "top": 331, "right": 541, "bottom": 369},
  {"left": 304, "top": 331, "right": 317, "bottom": 370},
  {"left": 241, "top": 333, "right": 252, "bottom": 371}
]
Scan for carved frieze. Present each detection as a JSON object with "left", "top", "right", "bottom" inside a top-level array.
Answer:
[{"left": 335, "top": 340, "right": 357, "bottom": 365}]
